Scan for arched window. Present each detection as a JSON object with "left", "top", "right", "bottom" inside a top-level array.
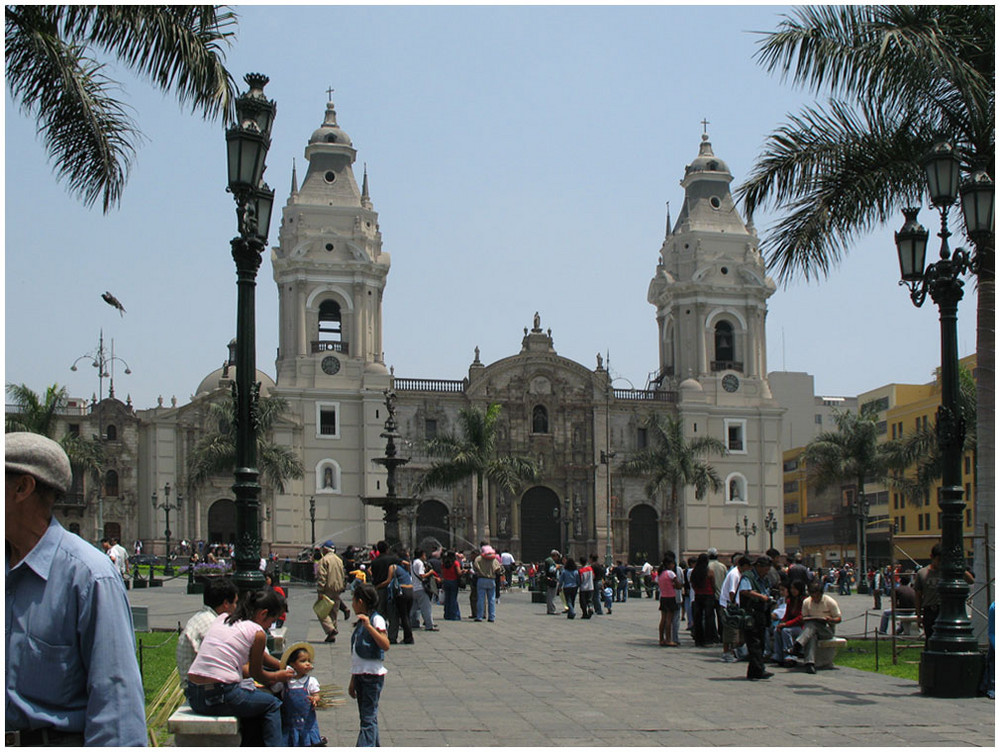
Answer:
[
  {"left": 725, "top": 473, "right": 748, "bottom": 504},
  {"left": 104, "top": 469, "right": 120, "bottom": 497},
  {"left": 318, "top": 300, "right": 342, "bottom": 342},
  {"left": 105, "top": 424, "right": 117, "bottom": 441},
  {"left": 532, "top": 405, "right": 549, "bottom": 434},
  {"left": 715, "top": 321, "right": 735, "bottom": 363}
]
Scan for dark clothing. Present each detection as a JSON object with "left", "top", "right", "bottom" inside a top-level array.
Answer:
[
  {"left": 787, "top": 563, "right": 811, "bottom": 585},
  {"left": 369, "top": 554, "right": 398, "bottom": 591},
  {"left": 894, "top": 585, "right": 916, "bottom": 610},
  {"left": 739, "top": 570, "right": 771, "bottom": 680}
]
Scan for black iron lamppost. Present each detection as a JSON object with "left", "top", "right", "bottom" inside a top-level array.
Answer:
[
  {"left": 309, "top": 496, "right": 317, "bottom": 550},
  {"left": 894, "top": 137, "right": 993, "bottom": 698},
  {"left": 763, "top": 508, "right": 778, "bottom": 551},
  {"left": 152, "top": 482, "right": 182, "bottom": 574},
  {"left": 226, "top": 73, "right": 276, "bottom": 593},
  {"left": 735, "top": 515, "right": 756, "bottom": 556},
  {"left": 848, "top": 493, "right": 871, "bottom": 593}
]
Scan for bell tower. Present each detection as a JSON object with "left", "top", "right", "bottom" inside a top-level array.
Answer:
[
  {"left": 269, "top": 95, "right": 392, "bottom": 549},
  {"left": 272, "top": 97, "right": 390, "bottom": 388},
  {"left": 648, "top": 132, "right": 775, "bottom": 390},
  {"left": 647, "top": 130, "right": 783, "bottom": 554}
]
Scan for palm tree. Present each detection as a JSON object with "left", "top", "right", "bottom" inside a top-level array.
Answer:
[
  {"left": 5, "top": 5, "right": 237, "bottom": 212},
  {"left": 188, "top": 395, "right": 304, "bottom": 495},
  {"left": 5, "top": 382, "right": 69, "bottom": 435},
  {"left": 6, "top": 382, "right": 104, "bottom": 488},
  {"left": 619, "top": 414, "right": 726, "bottom": 557},
  {"left": 416, "top": 403, "right": 537, "bottom": 543},
  {"left": 736, "top": 4, "right": 993, "bottom": 597},
  {"left": 803, "top": 408, "right": 890, "bottom": 578}
]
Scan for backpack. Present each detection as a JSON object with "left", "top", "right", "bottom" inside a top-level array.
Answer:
[{"left": 351, "top": 612, "right": 385, "bottom": 661}]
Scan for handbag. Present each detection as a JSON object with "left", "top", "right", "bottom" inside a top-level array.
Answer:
[{"left": 313, "top": 594, "right": 336, "bottom": 620}]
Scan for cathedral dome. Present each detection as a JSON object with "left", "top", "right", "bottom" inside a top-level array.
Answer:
[
  {"left": 684, "top": 134, "right": 730, "bottom": 176},
  {"left": 309, "top": 101, "right": 353, "bottom": 147},
  {"left": 196, "top": 365, "right": 275, "bottom": 398},
  {"left": 678, "top": 377, "right": 703, "bottom": 392}
]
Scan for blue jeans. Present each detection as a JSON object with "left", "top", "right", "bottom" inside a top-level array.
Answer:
[
  {"left": 186, "top": 682, "right": 283, "bottom": 746},
  {"left": 442, "top": 579, "right": 461, "bottom": 620},
  {"left": 354, "top": 673, "right": 384, "bottom": 747},
  {"left": 476, "top": 577, "right": 496, "bottom": 620}
]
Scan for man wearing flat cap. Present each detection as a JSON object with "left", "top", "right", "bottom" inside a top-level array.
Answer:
[{"left": 5, "top": 433, "right": 146, "bottom": 746}]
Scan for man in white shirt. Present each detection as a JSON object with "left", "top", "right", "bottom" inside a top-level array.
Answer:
[
  {"left": 176, "top": 577, "right": 239, "bottom": 687},
  {"left": 410, "top": 549, "right": 438, "bottom": 631},
  {"left": 718, "top": 556, "right": 751, "bottom": 662}
]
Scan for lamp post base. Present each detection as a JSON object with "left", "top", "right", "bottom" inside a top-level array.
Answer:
[{"left": 919, "top": 650, "right": 985, "bottom": 697}]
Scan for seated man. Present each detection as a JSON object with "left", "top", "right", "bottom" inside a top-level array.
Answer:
[
  {"left": 878, "top": 573, "right": 916, "bottom": 634},
  {"left": 176, "top": 577, "right": 239, "bottom": 686},
  {"left": 791, "top": 579, "right": 841, "bottom": 674}
]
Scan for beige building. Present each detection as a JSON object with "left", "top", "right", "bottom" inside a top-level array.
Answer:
[{"left": 22, "top": 99, "right": 787, "bottom": 564}]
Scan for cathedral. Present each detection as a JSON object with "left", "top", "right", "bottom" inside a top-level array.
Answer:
[{"left": 47, "top": 96, "right": 785, "bottom": 565}]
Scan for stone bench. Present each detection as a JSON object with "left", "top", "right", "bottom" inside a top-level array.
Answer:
[
  {"left": 167, "top": 703, "right": 240, "bottom": 746},
  {"left": 815, "top": 637, "right": 847, "bottom": 669},
  {"left": 897, "top": 614, "right": 920, "bottom": 635}
]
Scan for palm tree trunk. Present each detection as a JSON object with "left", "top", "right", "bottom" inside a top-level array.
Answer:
[
  {"left": 671, "top": 485, "right": 681, "bottom": 558},
  {"left": 973, "top": 240, "right": 994, "bottom": 634},
  {"left": 475, "top": 472, "right": 489, "bottom": 543}
]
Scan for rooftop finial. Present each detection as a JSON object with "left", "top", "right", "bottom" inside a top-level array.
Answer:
[
  {"left": 290, "top": 158, "right": 298, "bottom": 195},
  {"left": 664, "top": 201, "right": 672, "bottom": 239},
  {"left": 326, "top": 86, "right": 335, "bottom": 102},
  {"left": 701, "top": 117, "right": 710, "bottom": 135}
]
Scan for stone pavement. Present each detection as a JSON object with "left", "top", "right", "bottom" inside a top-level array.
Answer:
[{"left": 131, "top": 578, "right": 995, "bottom": 747}]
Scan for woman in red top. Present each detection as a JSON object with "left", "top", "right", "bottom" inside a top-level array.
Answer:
[
  {"left": 775, "top": 579, "right": 805, "bottom": 665},
  {"left": 689, "top": 553, "right": 718, "bottom": 646},
  {"left": 440, "top": 550, "right": 463, "bottom": 621}
]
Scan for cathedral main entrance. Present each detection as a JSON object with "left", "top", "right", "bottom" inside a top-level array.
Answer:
[
  {"left": 520, "top": 486, "right": 561, "bottom": 563},
  {"left": 415, "top": 499, "right": 450, "bottom": 551},
  {"left": 628, "top": 503, "right": 659, "bottom": 565},
  {"left": 207, "top": 499, "right": 237, "bottom": 544}
]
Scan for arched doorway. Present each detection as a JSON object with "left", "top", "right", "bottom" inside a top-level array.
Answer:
[
  {"left": 415, "top": 499, "right": 450, "bottom": 551},
  {"left": 520, "top": 486, "right": 561, "bottom": 563},
  {"left": 207, "top": 499, "right": 237, "bottom": 544},
  {"left": 629, "top": 503, "right": 659, "bottom": 565}
]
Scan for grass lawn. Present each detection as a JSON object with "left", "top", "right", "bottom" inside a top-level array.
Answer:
[
  {"left": 834, "top": 638, "right": 922, "bottom": 682},
  {"left": 135, "top": 631, "right": 180, "bottom": 705}
]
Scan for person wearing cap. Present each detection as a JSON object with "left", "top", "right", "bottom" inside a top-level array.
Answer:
[
  {"left": 737, "top": 556, "right": 775, "bottom": 681},
  {"left": 316, "top": 540, "right": 348, "bottom": 643},
  {"left": 5, "top": 432, "right": 147, "bottom": 745},
  {"left": 473, "top": 545, "right": 503, "bottom": 622}
]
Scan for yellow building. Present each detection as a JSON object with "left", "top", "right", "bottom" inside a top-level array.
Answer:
[{"left": 859, "top": 354, "right": 977, "bottom": 565}]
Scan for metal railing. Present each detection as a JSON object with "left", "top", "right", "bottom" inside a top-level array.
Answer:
[
  {"left": 311, "top": 341, "right": 349, "bottom": 354},
  {"left": 394, "top": 378, "right": 467, "bottom": 393}
]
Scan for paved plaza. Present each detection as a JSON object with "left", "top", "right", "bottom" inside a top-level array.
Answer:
[{"left": 131, "top": 577, "right": 995, "bottom": 747}]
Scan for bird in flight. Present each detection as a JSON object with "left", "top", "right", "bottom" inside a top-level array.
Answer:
[{"left": 102, "top": 291, "right": 126, "bottom": 316}]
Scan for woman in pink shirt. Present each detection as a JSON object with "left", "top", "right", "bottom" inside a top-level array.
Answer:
[
  {"left": 186, "top": 589, "right": 294, "bottom": 746},
  {"left": 657, "top": 554, "right": 681, "bottom": 647}
]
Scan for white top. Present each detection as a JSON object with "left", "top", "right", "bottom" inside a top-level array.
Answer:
[
  {"left": 412, "top": 558, "right": 426, "bottom": 592},
  {"left": 351, "top": 613, "right": 388, "bottom": 676},
  {"left": 719, "top": 566, "right": 742, "bottom": 608},
  {"left": 273, "top": 675, "right": 320, "bottom": 695},
  {"left": 187, "top": 613, "right": 264, "bottom": 684}
]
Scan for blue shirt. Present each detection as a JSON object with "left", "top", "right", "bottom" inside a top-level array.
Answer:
[
  {"left": 5, "top": 517, "right": 147, "bottom": 745},
  {"left": 558, "top": 569, "right": 580, "bottom": 588}
]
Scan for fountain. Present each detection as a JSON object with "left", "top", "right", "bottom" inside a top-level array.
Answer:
[{"left": 362, "top": 389, "right": 419, "bottom": 545}]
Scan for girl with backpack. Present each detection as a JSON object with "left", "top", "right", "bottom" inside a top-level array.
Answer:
[{"left": 349, "top": 583, "right": 390, "bottom": 747}]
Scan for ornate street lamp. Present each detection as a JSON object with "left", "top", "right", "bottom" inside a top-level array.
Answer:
[
  {"left": 848, "top": 492, "right": 871, "bottom": 593},
  {"left": 893, "top": 136, "right": 993, "bottom": 697},
  {"left": 735, "top": 515, "right": 756, "bottom": 556},
  {"left": 309, "top": 496, "right": 317, "bottom": 551},
  {"left": 763, "top": 508, "right": 778, "bottom": 551},
  {"left": 226, "top": 73, "right": 276, "bottom": 593},
  {"left": 152, "top": 482, "right": 183, "bottom": 574}
]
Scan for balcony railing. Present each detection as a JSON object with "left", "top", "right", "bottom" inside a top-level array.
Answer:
[
  {"left": 311, "top": 341, "right": 349, "bottom": 354},
  {"left": 613, "top": 389, "right": 678, "bottom": 402},
  {"left": 711, "top": 361, "right": 743, "bottom": 373},
  {"left": 57, "top": 493, "right": 87, "bottom": 508},
  {"left": 393, "top": 378, "right": 467, "bottom": 393}
]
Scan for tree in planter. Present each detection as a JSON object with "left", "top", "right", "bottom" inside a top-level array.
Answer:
[
  {"left": 416, "top": 403, "right": 537, "bottom": 543},
  {"left": 619, "top": 414, "right": 726, "bottom": 558}
]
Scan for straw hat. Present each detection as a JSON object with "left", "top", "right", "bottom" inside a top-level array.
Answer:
[{"left": 280, "top": 641, "right": 315, "bottom": 668}]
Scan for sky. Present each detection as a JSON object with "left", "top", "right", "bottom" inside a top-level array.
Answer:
[{"left": 4, "top": 4, "right": 978, "bottom": 412}]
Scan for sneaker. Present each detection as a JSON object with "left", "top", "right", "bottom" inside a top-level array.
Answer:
[
  {"left": 721, "top": 653, "right": 737, "bottom": 663},
  {"left": 805, "top": 663, "right": 816, "bottom": 674},
  {"left": 324, "top": 633, "right": 337, "bottom": 643},
  {"left": 790, "top": 642, "right": 804, "bottom": 658}
]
